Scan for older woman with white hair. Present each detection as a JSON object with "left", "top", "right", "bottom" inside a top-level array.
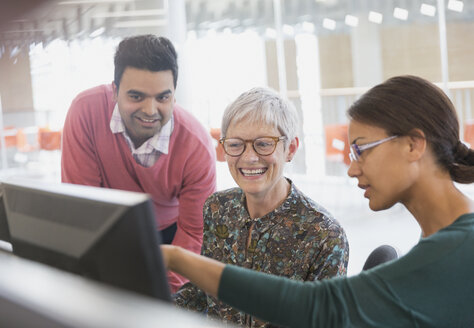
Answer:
[
  {"left": 164, "top": 76, "right": 474, "bottom": 328},
  {"left": 174, "top": 87, "right": 348, "bottom": 327}
]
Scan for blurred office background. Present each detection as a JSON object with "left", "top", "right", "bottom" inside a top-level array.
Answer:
[{"left": 1, "top": 0, "right": 474, "bottom": 274}]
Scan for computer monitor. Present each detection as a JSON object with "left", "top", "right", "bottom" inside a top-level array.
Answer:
[
  {"left": 0, "top": 178, "right": 171, "bottom": 302},
  {"left": 0, "top": 188, "right": 10, "bottom": 243}
]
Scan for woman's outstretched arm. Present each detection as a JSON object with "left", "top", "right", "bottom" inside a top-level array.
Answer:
[{"left": 161, "top": 245, "right": 225, "bottom": 297}]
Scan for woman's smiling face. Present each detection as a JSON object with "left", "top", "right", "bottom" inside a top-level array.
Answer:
[{"left": 225, "top": 119, "right": 297, "bottom": 199}]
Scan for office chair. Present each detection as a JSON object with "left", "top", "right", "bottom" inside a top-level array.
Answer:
[{"left": 363, "top": 245, "right": 400, "bottom": 271}]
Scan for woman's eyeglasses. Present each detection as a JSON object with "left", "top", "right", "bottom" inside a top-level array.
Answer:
[
  {"left": 219, "top": 136, "right": 287, "bottom": 157},
  {"left": 349, "top": 135, "right": 398, "bottom": 162}
]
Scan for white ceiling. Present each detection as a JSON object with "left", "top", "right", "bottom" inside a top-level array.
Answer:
[{"left": 0, "top": 0, "right": 472, "bottom": 50}]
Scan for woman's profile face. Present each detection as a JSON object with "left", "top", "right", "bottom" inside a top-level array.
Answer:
[
  {"left": 347, "top": 120, "right": 414, "bottom": 211},
  {"left": 224, "top": 119, "right": 297, "bottom": 200}
]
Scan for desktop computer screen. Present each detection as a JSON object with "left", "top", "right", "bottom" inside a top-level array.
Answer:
[
  {"left": 0, "top": 178, "right": 171, "bottom": 302},
  {"left": 0, "top": 188, "right": 10, "bottom": 243}
]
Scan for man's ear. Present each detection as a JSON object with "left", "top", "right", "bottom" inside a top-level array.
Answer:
[
  {"left": 287, "top": 137, "right": 299, "bottom": 162},
  {"left": 406, "top": 128, "right": 427, "bottom": 162},
  {"left": 112, "top": 81, "right": 118, "bottom": 102}
]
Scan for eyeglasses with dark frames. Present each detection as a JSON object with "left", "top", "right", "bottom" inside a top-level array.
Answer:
[
  {"left": 349, "top": 135, "right": 398, "bottom": 162},
  {"left": 219, "top": 136, "right": 287, "bottom": 157}
]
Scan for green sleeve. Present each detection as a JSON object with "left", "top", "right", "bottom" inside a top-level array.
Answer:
[
  {"left": 218, "top": 265, "right": 350, "bottom": 327},
  {"left": 217, "top": 217, "right": 474, "bottom": 327},
  {"left": 217, "top": 264, "right": 422, "bottom": 328}
]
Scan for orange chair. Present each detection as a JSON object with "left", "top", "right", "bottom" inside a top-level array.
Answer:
[
  {"left": 464, "top": 122, "right": 474, "bottom": 149},
  {"left": 15, "top": 129, "right": 31, "bottom": 152},
  {"left": 324, "top": 123, "right": 350, "bottom": 166},
  {"left": 1, "top": 126, "right": 17, "bottom": 148},
  {"left": 38, "top": 127, "right": 62, "bottom": 151},
  {"left": 1, "top": 126, "right": 31, "bottom": 151},
  {"left": 210, "top": 128, "right": 225, "bottom": 162}
]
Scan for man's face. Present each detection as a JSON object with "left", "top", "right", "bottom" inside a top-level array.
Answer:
[{"left": 113, "top": 67, "right": 175, "bottom": 148}]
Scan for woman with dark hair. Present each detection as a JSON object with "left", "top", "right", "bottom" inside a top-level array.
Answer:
[{"left": 162, "top": 76, "right": 474, "bottom": 327}]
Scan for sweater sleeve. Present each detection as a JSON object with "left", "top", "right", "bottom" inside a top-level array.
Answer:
[
  {"left": 61, "top": 93, "right": 104, "bottom": 187},
  {"left": 218, "top": 265, "right": 335, "bottom": 328},
  {"left": 168, "top": 135, "right": 217, "bottom": 292},
  {"left": 218, "top": 264, "right": 419, "bottom": 328},
  {"left": 173, "top": 194, "right": 218, "bottom": 309}
]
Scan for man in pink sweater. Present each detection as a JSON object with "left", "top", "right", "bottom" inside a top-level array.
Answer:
[{"left": 61, "top": 35, "right": 217, "bottom": 293}]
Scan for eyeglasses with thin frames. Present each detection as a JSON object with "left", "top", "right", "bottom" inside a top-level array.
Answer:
[
  {"left": 349, "top": 135, "right": 398, "bottom": 162},
  {"left": 219, "top": 136, "right": 287, "bottom": 157}
]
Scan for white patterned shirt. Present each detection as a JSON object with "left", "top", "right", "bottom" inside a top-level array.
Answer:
[{"left": 109, "top": 104, "right": 174, "bottom": 167}]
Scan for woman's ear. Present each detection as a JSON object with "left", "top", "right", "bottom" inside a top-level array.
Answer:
[
  {"left": 406, "top": 128, "right": 427, "bottom": 162},
  {"left": 287, "top": 137, "right": 299, "bottom": 162}
]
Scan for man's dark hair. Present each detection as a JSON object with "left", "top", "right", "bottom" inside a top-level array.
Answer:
[{"left": 114, "top": 34, "right": 178, "bottom": 89}]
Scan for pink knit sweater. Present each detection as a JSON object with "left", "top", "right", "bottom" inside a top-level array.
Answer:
[{"left": 61, "top": 84, "right": 216, "bottom": 292}]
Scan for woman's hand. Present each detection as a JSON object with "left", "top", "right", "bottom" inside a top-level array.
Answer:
[{"left": 159, "top": 245, "right": 225, "bottom": 298}]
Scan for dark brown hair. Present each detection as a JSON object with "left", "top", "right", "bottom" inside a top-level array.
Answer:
[
  {"left": 114, "top": 34, "right": 178, "bottom": 89},
  {"left": 347, "top": 75, "right": 474, "bottom": 183}
]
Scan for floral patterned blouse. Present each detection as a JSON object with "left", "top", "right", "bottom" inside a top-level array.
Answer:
[{"left": 174, "top": 179, "right": 349, "bottom": 327}]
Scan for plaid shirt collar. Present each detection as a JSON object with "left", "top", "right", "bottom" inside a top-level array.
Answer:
[{"left": 109, "top": 103, "right": 173, "bottom": 155}]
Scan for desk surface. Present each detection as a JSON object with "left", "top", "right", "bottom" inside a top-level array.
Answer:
[{"left": 0, "top": 249, "right": 228, "bottom": 328}]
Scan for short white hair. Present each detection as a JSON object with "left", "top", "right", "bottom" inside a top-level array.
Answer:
[{"left": 221, "top": 87, "right": 299, "bottom": 142}]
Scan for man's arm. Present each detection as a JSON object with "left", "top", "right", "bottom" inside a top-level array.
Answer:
[
  {"left": 167, "top": 137, "right": 217, "bottom": 292},
  {"left": 61, "top": 95, "right": 103, "bottom": 186},
  {"left": 173, "top": 195, "right": 217, "bottom": 309}
]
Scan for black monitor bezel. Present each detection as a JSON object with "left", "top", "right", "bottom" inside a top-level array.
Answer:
[{"left": 1, "top": 179, "right": 171, "bottom": 302}]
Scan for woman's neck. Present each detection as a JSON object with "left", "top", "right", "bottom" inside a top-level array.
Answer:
[
  {"left": 403, "top": 172, "right": 474, "bottom": 237},
  {"left": 245, "top": 178, "right": 291, "bottom": 219}
]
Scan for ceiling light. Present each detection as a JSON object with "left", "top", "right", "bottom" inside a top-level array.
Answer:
[
  {"left": 345, "top": 15, "right": 359, "bottom": 27},
  {"left": 187, "top": 30, "right": 197, "bottom": 40},
  {"left": 59, "top": 0, "right": 133, "bottom": 4},
  {"left": 420, "top": 4, "right": 436, "bottom": 16},
  {"left": 206, "top": 29, "right": 217, "bottom": 38},
  {"left": 368, "top": 11, "right": 383, "bottom": 24},
  {"left": 243, "top": 28, "right": 257, "bottom": 36},
  {"left": 322, "top": 18, "right": 336, "bottom": 30},
  {"left": 3, "top": 29, "right": 46, "bottom": 33},
  {"left": 89, "top": 27, "right": 105, "bottom": 38},
  {"left": 283, "top": 24, "right": 295, "bottom": 35},
  {"left": 10, "top": 46, "right": 21, "bottom": 58},
  {"left": 114, "top": 19, "right": 167, "bottom": 28},
  {"left": 93, "top": 9, "right": 166, "bottom": 18},
  {"left": 393, "top": 7, "right": 409, "bottom": 20},
  {"left": 301, "top": 21, "right": 315, "bottom": 33},
  {"left": 265, "top": 28, "right": 277, "bottom": 38},
  {"left": 447, "top": 0, "right": 464, "bottom": 12}
]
